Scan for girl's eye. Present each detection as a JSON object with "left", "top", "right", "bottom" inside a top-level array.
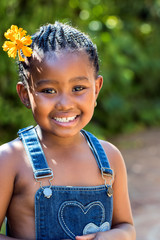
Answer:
[
  {"left": 73, "top": 86, "right": 85, "bottom": 92},
  {"left": 42, "top": 88, "right": 56, "bottom": 94}
]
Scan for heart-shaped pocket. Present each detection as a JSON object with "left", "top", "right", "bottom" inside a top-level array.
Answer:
[{"left": 58, "top": 200, "right": 106, "bottom": 239}]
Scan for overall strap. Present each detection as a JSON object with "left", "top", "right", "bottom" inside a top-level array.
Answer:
[
  {"left": 17, "top": 126, "right": 53, "bottom": 180},
  {"left": 81, "top": 129, "right": 113, "bottom": 177}
]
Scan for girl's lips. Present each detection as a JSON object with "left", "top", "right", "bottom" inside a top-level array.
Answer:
[{"left": 51, "top": 115, "right": 79, "bottom": 126}]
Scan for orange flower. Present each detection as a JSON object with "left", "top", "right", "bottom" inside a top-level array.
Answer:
[{"left": 2, "top": 25, "right": 33, "bottom": 61}]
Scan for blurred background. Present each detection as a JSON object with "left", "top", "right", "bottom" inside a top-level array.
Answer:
[{"left": 0, "top": 0, "right": 160, "bottom": 239}]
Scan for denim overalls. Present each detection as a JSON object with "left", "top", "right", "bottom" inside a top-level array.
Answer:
[{"left": 18, "top": 126, "right": 113, "bottom": 240}]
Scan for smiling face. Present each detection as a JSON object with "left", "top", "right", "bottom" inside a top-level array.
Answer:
[{"left": 17, "top": 51, "right": 103, "bottom": 139}]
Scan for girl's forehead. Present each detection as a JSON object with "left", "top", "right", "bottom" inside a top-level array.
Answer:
[
  {"left": 33, "top": 50, "right": 90, "bottom": 64},
  {"left": 30, "top": 50, "right": 94, "bottom": 79}
]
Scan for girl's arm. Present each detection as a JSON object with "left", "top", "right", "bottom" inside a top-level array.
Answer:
[
  {"left": 0, "top": 143, "right": 17, "bottom": 239},
  {"left": 76, "top": 141, "right": 136, "bottom": 240}
]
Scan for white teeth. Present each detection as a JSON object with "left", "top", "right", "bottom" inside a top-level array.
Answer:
[{"left": 54, "top": 116, "right": 76, "bottom": 123}]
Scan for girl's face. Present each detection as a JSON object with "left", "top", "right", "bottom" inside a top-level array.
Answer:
[{"left": 17, "top": 51, "right": 103, "bottom": 139}]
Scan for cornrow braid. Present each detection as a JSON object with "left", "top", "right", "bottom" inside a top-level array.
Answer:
[{"left": 18, "top": 22, "right": 99, "bottom": 84}]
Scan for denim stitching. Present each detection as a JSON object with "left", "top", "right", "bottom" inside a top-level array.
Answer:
[
  {"left": 58, "top": 201, "right": 105, "bottom": 238},
  {"left": 51, "top": 186, "right": 106, "bottom": 191},
  {"left": 35, "top": 186, "right": 107, "bottom": 199},
  {"left": 35, "top": 186, "right": 111, "bottom": 197}
]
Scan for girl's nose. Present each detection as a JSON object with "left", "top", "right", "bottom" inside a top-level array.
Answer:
[{"left": 55, "top": 93, "right": 74, "bottom": 111}]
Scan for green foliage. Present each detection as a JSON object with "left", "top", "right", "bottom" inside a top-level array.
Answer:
[
  {"left": 0, "top": 220, "right": 6, "bottom": 234},
  {"left": 0, "top": 0, "right": 160, "bottom": 142}
]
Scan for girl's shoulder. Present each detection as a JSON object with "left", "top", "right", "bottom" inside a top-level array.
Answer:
[
  {"left": 99, "top": 139, "right": 127, "bottom": 179},
  {"left": 99, "top": 139, "right": 122, "bottom": 159},
  {"left": 0, "top": 138, "right": 26, "bottom": 205},
  {"left": 0, "top": 137, "right": 24, "bottom": 166}
]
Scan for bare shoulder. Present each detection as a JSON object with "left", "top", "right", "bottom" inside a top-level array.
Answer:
[
  {"left": 0, "top": 137, "right": 23, "bottom": 157},
  {"left": 0, "top": 138, "right": 24, "bottom": 174},
  {"left": 99, "top": 139, "right": 126, "bottom": 179}
]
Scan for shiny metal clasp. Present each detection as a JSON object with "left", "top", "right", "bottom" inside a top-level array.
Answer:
[
  {"left": 34, "top": 168, "right": 53, "bottom": 198},
  {"left": 101, "top": 167, "right": 114, "bottom": 197}
]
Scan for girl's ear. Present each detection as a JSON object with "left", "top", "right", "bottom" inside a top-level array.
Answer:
[
  {"left": 95, "top": 75, "right": 103, "bottom": 98},
  {"left": 16, "top": 82, "right": 31, "bottom": 108}
]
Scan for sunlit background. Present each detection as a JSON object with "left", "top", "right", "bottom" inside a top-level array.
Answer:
[{"left": 0, "top": 1, "right": 160, "bottom": 239}]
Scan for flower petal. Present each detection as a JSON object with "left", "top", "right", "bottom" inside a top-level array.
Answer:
[
  {"left": 21, "top": 35, "right": 32, "bottom": 45},
  {"left": 18, "top": 28, "right": 27, "bottom": 39},
  {"left": 11, "top": 25, "right": 18, "bottom": 33},
  {"left": 22, "top": 46, "right": 33, "bottom": 57},
  {"left": 2, "top": 41, "right": 15, "bottom": 51},
  {"left": 18, "top": 50, "right": 25, "bottom": 61},
  {"left": 4, "top": 31, "right": 16, "bottom": 42},
  {"left": 8, "top": 47, "right": 17, "bottom": 58}
]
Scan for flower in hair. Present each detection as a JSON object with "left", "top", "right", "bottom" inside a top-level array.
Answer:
[{"left": 2, "top": 25, "right": 33, "bottom": 61}]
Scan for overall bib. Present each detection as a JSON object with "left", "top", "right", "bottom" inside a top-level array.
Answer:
[{"left": 18, "top": 126, "right": 113, "bottom": 240}]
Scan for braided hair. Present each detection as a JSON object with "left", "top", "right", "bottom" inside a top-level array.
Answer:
[{"left": 18, "top": 22, "right": 99, "bottom": 85}]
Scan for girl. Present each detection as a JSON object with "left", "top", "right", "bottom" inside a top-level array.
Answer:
[{"left": 0, "top": 22, "right": 136, "bottom": 240}]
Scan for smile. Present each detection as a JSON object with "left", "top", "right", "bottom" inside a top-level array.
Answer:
[{"left": 53, "top": 116, "right": 77, "bottom": 123}]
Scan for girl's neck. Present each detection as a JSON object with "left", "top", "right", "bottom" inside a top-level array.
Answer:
[{"left": 35, "top": 125, "right": 84, "bottom": 149}]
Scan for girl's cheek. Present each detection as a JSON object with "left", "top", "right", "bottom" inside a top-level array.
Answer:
[{"left": 34, "top": 94, "right": 52, "bottom": 104}]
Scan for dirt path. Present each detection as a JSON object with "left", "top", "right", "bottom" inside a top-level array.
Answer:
[{"left": 111, "top": 128, "right": 160, "bottom": 240}]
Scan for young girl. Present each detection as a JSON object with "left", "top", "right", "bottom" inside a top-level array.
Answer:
[{"left": 0, "top": 22, "right": 136, "bottom": 240}]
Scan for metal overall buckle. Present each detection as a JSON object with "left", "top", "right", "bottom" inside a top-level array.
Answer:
[
  {"left": 101, "top": 167, "right": 113, "bottom": 197},
  {"left": 34, "top": 168, "right": 53, "bottom": 198}
]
